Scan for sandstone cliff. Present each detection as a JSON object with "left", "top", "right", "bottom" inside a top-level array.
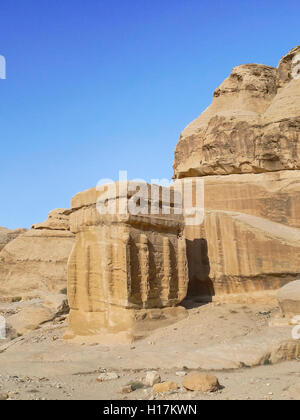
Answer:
[
  {"left": 174, "top": 46, "right": 300, "bottom": 178},
  {"left": 0, "top": 227, "right": 27, "bottom": 252},
  {"left": 0, "top": 209, "right": 75, "bottom": 299},
  {"left": 174, "top": 47, "right": 300, "bottom": 296}
]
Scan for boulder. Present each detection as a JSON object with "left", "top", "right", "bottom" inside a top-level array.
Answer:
[
  {"left": 182, "top": 372, "right": 221, "bottom": 393},
  {"left": 145, "top": 371, "right": 161, "bottom": 387},
  {"left": 153, "top": 382, "right": 179, "bottom": 393},
  {"left": 278, "top": 280, "right": 300, "bottom": 318},
  {"left": 7, "top": 304, "right": 55, "bottom": 336}
]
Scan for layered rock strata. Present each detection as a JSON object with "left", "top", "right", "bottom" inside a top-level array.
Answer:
[
  {"left": 173, "top": 46, "right": 300, "bottom": 296},
  {"left": 0, "top": 209, "right": 75, "bottom": 298},
  {"left": 66, "top": 182, "right": 188, "bottom": 340}
]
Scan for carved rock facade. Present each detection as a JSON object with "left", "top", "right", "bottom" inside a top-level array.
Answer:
[{"left": 66, "top": 183, "right": 188, "bottom": 340}]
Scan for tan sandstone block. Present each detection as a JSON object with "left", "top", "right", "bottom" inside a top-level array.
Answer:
[
  {"left": 182, "top": 372, "right": 221, "bottom": 393},
  {"left": 153, "top": 382, "right": 179, "bottom": 393},
  {"left": 278, "top": 280, "right": 300, "bottom": 318},
  {"left": 66, "top": 183, "right": 189, "bottom": 340}
]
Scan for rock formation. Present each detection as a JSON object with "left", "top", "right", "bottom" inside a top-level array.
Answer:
[
  {"left": 174, "top": 46, "right": 300, "bottom": 296},
  {"left": 0, "top": 209, "right": 75, "bottom": 299},
  {"left": 174, "top": 46, "right": 300, "bottom": 178},
  {"left": 278, "top": 280, "right": 300, "bottom": 318},
  {"left": 66, "top": 182, "right": 188, "bottom": 340},
  {"left": 0, "top": 227, "right": 27, "bottom": 252}
]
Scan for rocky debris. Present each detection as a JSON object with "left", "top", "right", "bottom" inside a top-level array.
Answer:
[
  {"left": 182, "top": 372, "right": 221, "bottom": 393},
  {"left": 41, "top": 293, "right": 69, "bottom": 317},
  {"left": 96, "top": 372, "right": 120, "bottom": 382},
  {"left": 145, "top": 371, "right": 161, "bottom": 387},
  {"left": 153, "top": 382, "right": 179, "bottom": 393},
  {"left": 3, "top": 292, "right": 70, "bottom": 337},
  {"left": 0, "top": 209, "right": 75, "bottom": 298},
  {"left": 278, "top": 280, "right": 300, "bottom": 318},
  {"left": 0, "top": 227, "right": 27, "bottom": 252}
]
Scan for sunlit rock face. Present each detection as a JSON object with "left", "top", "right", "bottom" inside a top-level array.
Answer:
[
  {"left": 0, "top": 209, "right": 75, "bottom": 299},
  {"left": 174, "top": 46, "right": 300, "bottom": 179},
  {"left": 174, "top": 47, "right": 300, "bottom": 297},
  {"left": 0, "top": 227, "right": 27, "bottom": 252},
  {"left": 66, "top": 183, "right": 189, "bottom": 341}
]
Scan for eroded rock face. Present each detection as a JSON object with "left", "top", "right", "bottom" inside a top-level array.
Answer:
[
  {"left": 0, "top": 227, "right": 27, "bottom": 252},
  {"left": 173, "top": 47, "right": 300, "bottom": 296},
  {"left": 186, "top": 210, "right": 300, "bottom": 296},
  {"left": 66, "top": 182, "right": 188, "bottom": 340},
  {"left": 32, "top": 208, "right": 71, "bottom": 231},
  {"left": 278, "top": 280, "right": 300, "bottom": 318},
  {"left": 182, "top": 372, "right": 221, "bottom": 393},
  {"left": 174, "top": 46, "right": 300, "bottom": 178},
  {"left": 0, "top": 209, "right": 75, "bottom": 299}
]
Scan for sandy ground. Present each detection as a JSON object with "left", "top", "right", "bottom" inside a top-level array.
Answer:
[{"left": 0, "top": 296, "right": 299, "bottom": 400}]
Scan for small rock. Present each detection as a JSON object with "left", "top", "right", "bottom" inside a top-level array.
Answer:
[
  {"left": 176, "top": 371, "right": 187, "bottom": 377},
  {"left": 121, "top": 385, "right": 133, "bottom": 394},
  {"left": 96, "top": 372, "right": 119, "bottom": 382},
  {"left": 182, "top": 372, "right": 221, "bottom": 393},
  {"left": 153, "top": 382, "right": 179, "bottom": 394},
  {"left": 145, "top": 371, "right": 161, "bottom": 387},
  {"left": 0, "top": 393, "right": 9, "bottom": 400},
  {"left": 126, "top": 381, "right": 144, "bottom": 391}
]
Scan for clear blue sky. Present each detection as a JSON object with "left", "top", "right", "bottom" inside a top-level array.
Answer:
[{"left": 0, "top": 0, "right": 299, "bottom": 228}]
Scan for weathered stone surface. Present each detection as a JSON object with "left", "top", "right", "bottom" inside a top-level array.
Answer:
[
  {"left": 203, "top": 171, "right": 300, "bottom": 229},
  {"left": 32, "top": 208, "right": 71, "bottom": 231},
  {"left": 66, "top": 182, "right": 188, "bottom": 340},
  {"left": 173, "top": 47, "right": 300, "bottom": 296},
  {"left": 96, "top": 372, "right": 119, "bottom": 382},
  {"left": 0, "top": 227, "right": 27, "bottom": 252},
  {"left": 174, "top": 47, "right": 300, "bottom": 178},
  {"left": 7, "top": 304, "right": 55, "bottom": 336},
  {"left": 278, "top": 280, "right": 300, "bottom": 318},
  {"left": 0, "top": 209, "right": 75, "bottom": 298},
  {"left": 153, "top": 381, "right": 179, "bottom": 393},
  {"left": 182, "top": 372, "right": 221, "bottom": 393},
  {"left": 186, "top": 210, "right": 300, "bottom": 296},
  {"left": 145, "top": 371, "right": 161, "bottom": 387}
]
